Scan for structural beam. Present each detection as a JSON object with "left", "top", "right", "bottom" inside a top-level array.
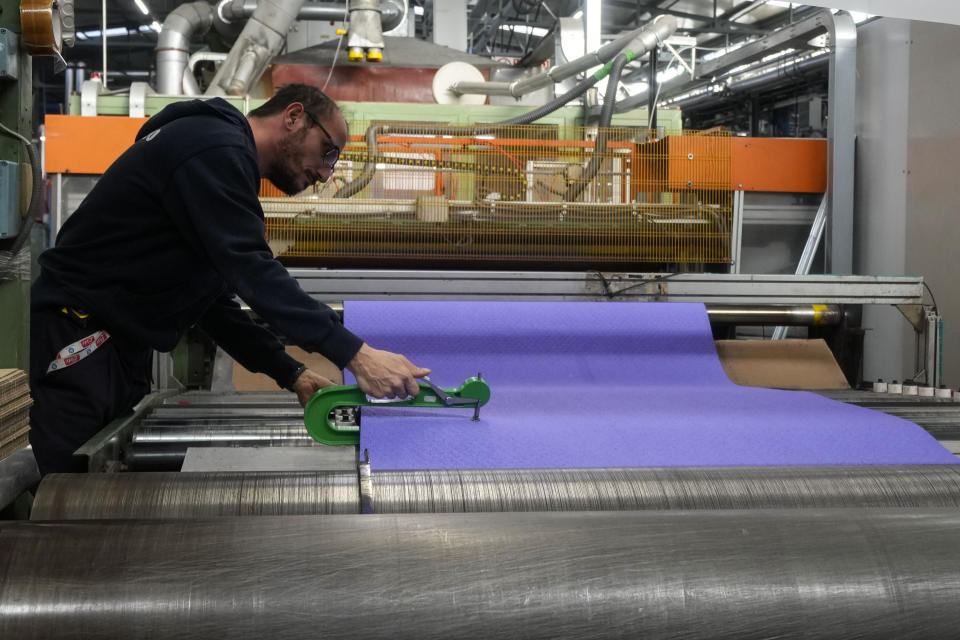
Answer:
[{"left": 289, "top": 270, "right": 926, "bottom": 305}]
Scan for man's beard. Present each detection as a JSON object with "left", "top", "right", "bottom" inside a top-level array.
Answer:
[{"left": 267, "top": 129, "right": 309, "bottom": 196}]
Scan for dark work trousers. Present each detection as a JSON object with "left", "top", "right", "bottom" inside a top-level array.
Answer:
[{"left": 29, "top": 307, "right": 153, "bottom": 476}]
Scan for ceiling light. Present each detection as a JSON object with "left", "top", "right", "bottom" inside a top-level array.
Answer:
[
  {"left": 133, "top": 0, "right": 150, "bottom": 15},
  {"left": 151, "top": 21, "right": 162, "bottom": 32},
  {"left": 499, "top": 24, "right": 549, "bottom": 38},
  {"left": 78, "top": 26, "right": 130, "bottom": 39}
]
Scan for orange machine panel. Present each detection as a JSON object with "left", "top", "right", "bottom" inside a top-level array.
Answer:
[
  {"left": 632, "top": 135, "right": 733, "bottom": 192},
  {"left": 632, "top": 135, "right": 826, "bottom": 194},
  {"left": 732, "top": 137, "right": 826, "bottom": 193},
  {"left": 45, "top": 115, "right": 148, "bottom": 174}
]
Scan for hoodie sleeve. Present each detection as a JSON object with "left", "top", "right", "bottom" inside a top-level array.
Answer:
[
  {"left": 199, "top": 294, "right": 304, "bottom": 388},
  {"left": 160, "top": 144, "right": 364, "bottom": 369}
]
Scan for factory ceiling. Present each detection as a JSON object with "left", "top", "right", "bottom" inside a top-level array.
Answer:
[
  {"left": 52, "top": 1, "right": 806, "bottom": 81},
  {"left": 36, "top": 0, "right": 833, "bottom": 128}
]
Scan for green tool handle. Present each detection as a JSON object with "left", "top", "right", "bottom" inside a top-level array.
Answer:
[{"left": 303, "top": 377, "right": 491, "bottom": 446}]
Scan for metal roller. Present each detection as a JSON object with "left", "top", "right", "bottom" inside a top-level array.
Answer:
[
  {"left": 31, "top": 472, "right": 359, "bottom": 519},
  {"left": 124, "top": 441, "right": 324, "bottom": 471},
  {"left": 31, "top": 465, "right": 960, "bottom": 520},
  {"left": 369, "top": 465, "right": 960, "bottom": 513},
  {"left": 125, "top": 423, "right": 322, "bottom": 470},
  {"left": 3, "top": 509, "right": 960, "bottom": 638},
  {"left": 131, "top": 424, "right": 317, "bottom": 444},
  {"left": 123, "top": 443, "right": 200, "bottom": 470},
  {"left": 705, "top": 304, "right": 843, "bottom": 326}
]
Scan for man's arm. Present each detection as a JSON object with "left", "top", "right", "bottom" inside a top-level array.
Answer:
[
  {"left": 162, "top": 148, "right": 362, "bottom": 368},
  {"left": 164, "top": 148, "right": 428, "bottom": 396},
  {"left": 199, "top": 295, "right": 339, "bottom": 406}
]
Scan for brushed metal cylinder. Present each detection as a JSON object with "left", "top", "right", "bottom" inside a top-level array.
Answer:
[
  {"left": 369, "top": 465, "right": 960, "bottom": 513},
  {"left": 31, "top": 471, "right": 359, "bottom": 519},
  {"left": 131, "top": 424, "right": 314, "bottom": 444},
  {"left": 3, "top": 509, "right": 960, "bottom": 638},
  {"left": 30, "top": 465, "right": 960, "bottom": 519},
  {"left": 705, "top": 304, "right": 843, "bottom": 326}
]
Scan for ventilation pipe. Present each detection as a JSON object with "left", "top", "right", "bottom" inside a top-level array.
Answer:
[
  {"left": 205, "top": 0, "right": 308, "bottom": 96},
  {"left": 214, "top": 0, "right": 349, "bottom": 45},
  {"left": 213, "top": 0, "right": 404, "bottom": 47},
  {"left": 447, "top": 15, "right": 677, "bottom": 100},
  {"left": 159, "top": 1, "right": 406, "bottom": 96},
  {"left": 346, "top": 0, "right": 383, "bottom": 62},
  {"left": 156, "top": 1, "right": 215, "bottom": 95}
]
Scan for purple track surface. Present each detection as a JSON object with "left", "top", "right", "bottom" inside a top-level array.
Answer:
[{"left": 345, "top": 301, "right": 956, "bottom": 470}]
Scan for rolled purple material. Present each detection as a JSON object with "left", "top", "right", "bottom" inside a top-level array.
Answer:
[{"left": 346, "top": 301, "right": 956, "bottom": 469}]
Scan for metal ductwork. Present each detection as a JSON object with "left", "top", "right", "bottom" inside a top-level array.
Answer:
[
  {"left": 449, "top": 15, "right": 677, "bottom": 100},
  {"left": 205, "top": 0, "right": 309, "bottom": 96},
  {"left": 159, "top": 0, "right": 406, "bottom": 96},
  {"left": 378, "top": 0, "right": 405, "bottom": 32},
  {"left": 214, "top": 0, "right": 351, "bottom": 45},
  {"left": 346, "top": 0, "right": 384, "bottom": 62},
  {"left": 667, "top": 54, "right": 829, "bottom": 112},
  {"left": 156, "top": 1, "right": 215, "bottom": 95}
]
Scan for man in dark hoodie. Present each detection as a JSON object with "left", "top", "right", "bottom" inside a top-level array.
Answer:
[{"left": 29, "top": 83, "right": 429, "bottom": 475}]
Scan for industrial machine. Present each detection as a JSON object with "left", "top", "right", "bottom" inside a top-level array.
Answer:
[{"left": 4, "top": 4, "right": 960, "bottom": 638}]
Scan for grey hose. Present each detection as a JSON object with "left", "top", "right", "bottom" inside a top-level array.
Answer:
[
  {"left": 335, "top": 71, "right": 605, "bottom": 199},
  {"left": 564, "top": 51, "right": 629, "bottom": 202}
]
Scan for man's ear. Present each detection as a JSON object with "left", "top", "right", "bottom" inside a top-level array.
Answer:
[{"left": 283, "top": 102, "right": 306, "bottom": 131}]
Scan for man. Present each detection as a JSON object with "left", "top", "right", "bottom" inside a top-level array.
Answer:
[{"left": 30, "top": 83, "right": 428, "bottom": 475}]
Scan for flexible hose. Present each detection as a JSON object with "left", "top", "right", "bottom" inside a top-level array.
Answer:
[
  {"left": 335, "top": 71, "right": 605, "bottom": 199},
  {"left": 563, "top": 51, "right": 629, "bottom": 202}
]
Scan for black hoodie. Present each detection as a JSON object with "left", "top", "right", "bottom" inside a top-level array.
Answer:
[{"left": 33, "top": 98, "right": 363, "bottom": 386}]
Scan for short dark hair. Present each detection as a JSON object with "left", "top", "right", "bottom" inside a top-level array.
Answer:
[{"left": 248, "top": 83, "right": 341, "bottom": 121}]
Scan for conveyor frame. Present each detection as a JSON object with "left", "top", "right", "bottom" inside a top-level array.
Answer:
[{"left": 290, "top": 269, "right": 940, "bottom": 385}]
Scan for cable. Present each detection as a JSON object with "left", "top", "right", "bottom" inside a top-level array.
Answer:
[
  {"left": 0, "top": 121, "right": 41, "bottom": 264},
  {"left": 647, "top": 46, "right": 687, "bottom": 130},
  {"left": 335, "top": 71, "right": 605, "bottom": 199},
  {"left": 589, "top": 270, "right": 680, "bottom": 299},
  {"left": 564, "top": 51, "right": 629, "bottom": 202},
  {"left": 321, "top": 8, "right": 348, "bottom": 93}
]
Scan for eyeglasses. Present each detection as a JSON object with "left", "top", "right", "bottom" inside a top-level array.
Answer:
[{"left": 303, "top": 110, "right": 342, "bottom": 168}]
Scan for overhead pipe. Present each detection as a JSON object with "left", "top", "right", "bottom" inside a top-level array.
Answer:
[
  {"left": 667, "top": 54, "right": 828, "bottom": 112},
  {"left": 163, "top": 0, "right": 404, "bottom": 95},
  {"left": 215, "top": 0, "right": 403, "bottom": 47},
  {"left": 213, "top": 0, "right": 355, "bottom": 44},
  {"left": 218, "top": 0, "right": 348, "bottom": 23},
  {"left": 156, "top": 1, "right": 215, "bottom": 95},
  {"left": 205, "top": 0, "right": 309, "bottom": 96},
  {"left": 449, "top": 15, "right": 677, "bottom": 99}
]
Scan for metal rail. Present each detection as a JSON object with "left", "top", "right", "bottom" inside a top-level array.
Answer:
[{"left": 290, "top": 269, "right": 926, "bottom": 305}]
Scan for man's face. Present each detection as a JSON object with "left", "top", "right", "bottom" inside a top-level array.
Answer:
[{"left": 268, "top": 108, "right": 344, "bottom": 196}]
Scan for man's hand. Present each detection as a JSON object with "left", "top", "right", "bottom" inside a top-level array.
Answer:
[
  {"left": 291, "top": 368, "right": 339, "bottom": 407},
  {"left": 346, "top": 343, "right": 431, "bottom": 399}
]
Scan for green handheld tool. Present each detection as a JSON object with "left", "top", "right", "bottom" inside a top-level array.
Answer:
[{"left": 303, "top": 376, "right": 491, "bottom": 446}]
